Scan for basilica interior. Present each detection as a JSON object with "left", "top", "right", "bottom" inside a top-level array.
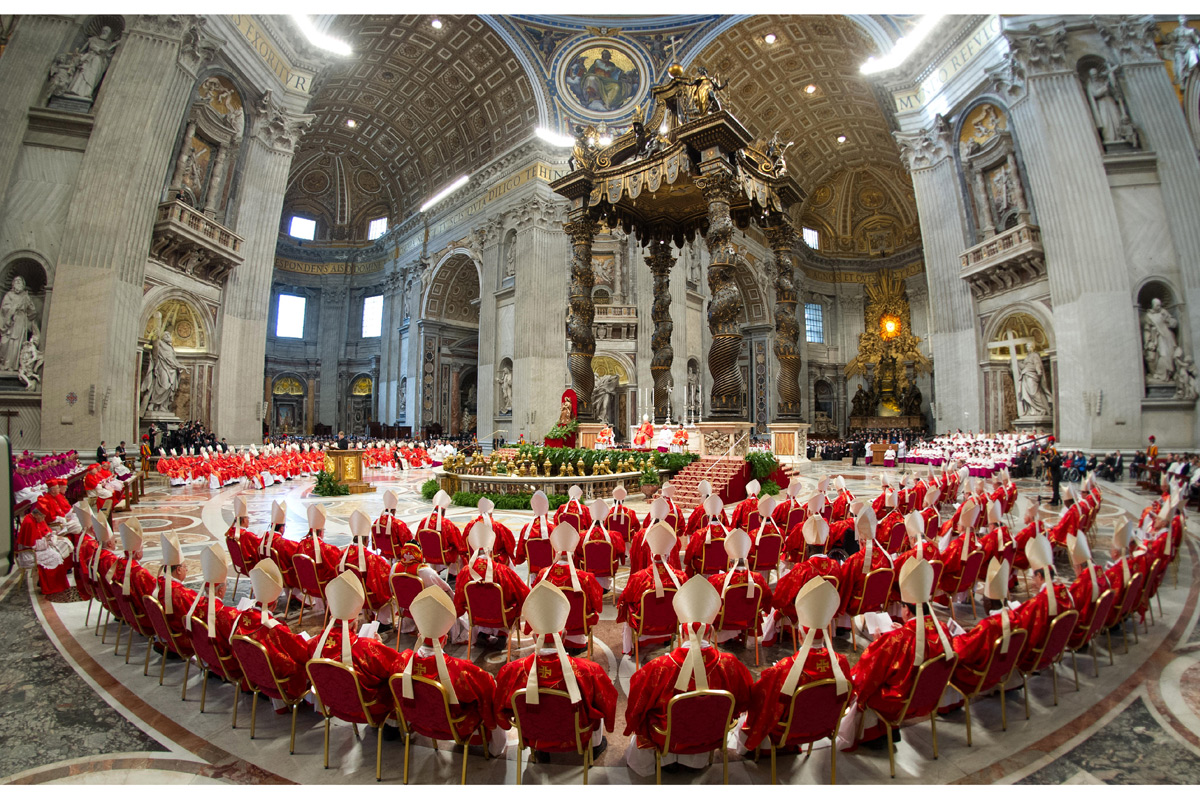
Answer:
[{"left": 2, "top": 11, "right": 1200, "bottom": 789}]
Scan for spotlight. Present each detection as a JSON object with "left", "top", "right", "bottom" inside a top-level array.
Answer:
[
  {"left": 431, "top": 18, "right": 443, "bottom": 29},
  {"left": 764, "top": 33, "right": 777, "bottom": 44},
  {"left": 836, "top": 134, "right": 847, "bottom": 144},
  {"left": 345, "top": 118, "right": 357, "bottom": 128},
  {"left": 805, "top": 84, "right": 817, "bottom": 94}
]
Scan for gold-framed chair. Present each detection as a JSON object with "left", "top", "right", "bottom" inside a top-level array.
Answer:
[
  {"left": 633, "top": 586, "right": 678, "bottom": 665},
  {"left": 1066, "top": 588, "right": 1117, "bottom": 687},
  {"left": 761, "top": 678, "right": 851, "bottom": 784},
  {"left": 870, "top": 651, "right": 958, "bottom": 778},
  {"left": 510, "top": 687, "right": 597, "bottom": 784},
  {"left": 948, "top": 626, "right": 1029, "bottom": 745},
  {"left": 189, "top": 615, "right": 244, "bottom": 727},
  {"left": 230, "top": 634, "right": 310, "bottom": 753},
  {"left": 388, "top": 673, "right": 490, "bottom": 785},
  {"left": 462, "top": 579, "right": 521, "bottom": 662},
  {"left": 306, "top": 658, "right": 392, "bottom": 781},
  {"left": 1019, "top": 609, "right": 1079, "bottom": 715},
  {"left": 649, "top": 688, "right": 737, "bottom": 784},
  {"left": 141, "top": 595, "right": 195, "bottom": 698}
]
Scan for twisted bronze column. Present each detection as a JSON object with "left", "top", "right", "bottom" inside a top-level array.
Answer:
[
  {"left": 697, "top": 167, "right": 744, "bottom": 418},
  {"left": 564, "top": 215, "right": 599, "bottom": 420},
  {"left": 647, "top": 239, "right": 676, "bottom": 421},
  {"left": 768, "top": 219, "right": 801, "bottom": 419}
]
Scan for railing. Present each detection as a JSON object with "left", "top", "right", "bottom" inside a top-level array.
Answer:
[
  {"left": 701, "top": 432, "right": 748, "bottom": 482},
  {"left": 959, "top": 222, "right": 1040, "bottom": 270},
  {"left": 156, "top": 199, "right": 243, "bottom": 254},
  {"left": 594, "top": 304, "right": 637, "bottom": 319}
]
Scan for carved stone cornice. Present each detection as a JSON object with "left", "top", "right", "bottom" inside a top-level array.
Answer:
[
  {"left": 383, "top": 269, "right": 403, "bottom": 296},
  {"left": 127, "top": 15, "right": 195, "bottom": 41},
  {"left": 959, "top": 221, "right": 1047, "bottom": 301},
  {"left": 150, "top": 200, "right": 243, "bottom": 284},
  {"left": 1004, "top": 22, "right": 1071, "bottom": 79},
  {"left": 177, "top": 17, "right": 223, "bottom": 76},
  {"left": 893, "top": 114, "right": 953, "bottom": 171},
  {"left": 986, "top": 48, "right": 1028, "bottom": 105},
  {"left": 252, "top": 89, "right": 314, "bottom": 155},
  {"left": 323, "top": 285, "right": 347, "bottom": 305},
  {"left": 1094, "top": 15, "right": 1160, "bottom": 66}
]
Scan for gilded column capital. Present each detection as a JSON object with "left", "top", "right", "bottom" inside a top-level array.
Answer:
[{"left": 563, "top": 216, "right": 600, "bottom": 245}]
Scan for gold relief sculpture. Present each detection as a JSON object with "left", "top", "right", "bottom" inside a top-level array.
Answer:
[
  {"left": 323, "top": 453, "right": 335, "bottom": 473},
  {"left": 989, "top": 312, "right": 1050, "bottom": 361},
  {"left": 272, "top": 376, "right": 304, "bottom": 395},
  {"left": 351, "top": 376, "right": 373, "bottom": 395},
  {"left": 845, "top": 268, "right": 932, "bottom": 381},
  {"left": 143, "top": 298, "right": 207, "bottom": 353},
  {"left": 960, "top": 103, "right": 1007, "bottom": 152}
]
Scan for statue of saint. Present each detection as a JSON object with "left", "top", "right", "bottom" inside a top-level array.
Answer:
[
  {"left": 591, "top": 373, "right": 618, "bottom": 424},
  {"left": 496, "top": 364, "right": 512, "bottom": 415},
  {"left": 1085, "top": 65, "right": 1133, "bottom": 147},
  {"left": 1167, "top": 17, "right": 1200, "bottom": 87},
  {"left": 18, "top": 330, "right": 43, "bottom": 391},
  {"left": 55, "top": 26, "right": 119, "bottom": 103},
  {"left": 0, "top": 276, "right": 39, "bottom": 371},
  {"left": 1142, "top": 298, "right": 1179, "bottom": 382},
  {"left": 851, "top": 384, "right": 872, "bottom": 417},
  {"left": 1017, "top": 351, "right": 1053, "bottom": 417},
  {"left": 687, "top": 66, "right": 725, "bottom": 115},
  {"left": 1173, "top": 348, "right": 1199, "bottom": 401},
  {"left": 556, "top": 396, "right": 574, "bottom": 427},
  {"left": 140, "top": 329, "right": 183, "bottom": 416}
]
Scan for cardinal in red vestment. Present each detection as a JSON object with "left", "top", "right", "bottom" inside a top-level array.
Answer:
[
  {"left": 231, "top": 559, "right": 313, "bottom": 705},
  {"left": 618, "top": 523, "right": 687, "bottom": 656},
  {"left": 339, "top": 509, "right": 394, "bottom": 625},
  {"left": 531, "top": 523, "right": 604, "bottom": 650}
]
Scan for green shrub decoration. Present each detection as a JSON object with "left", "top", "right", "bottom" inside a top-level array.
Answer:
[
  {"left": 313, "top": 470, "right": 349, "bottom": 496},
  {"left": 745, "top": 451, "right": 779, "bottom": 479},
  {"left": 420, "top": 479, "right": 439, "bottom": 500},
  {"left": 758, "top": 480, "right": 781, "bottom": 497},
  {"left": 449, "top": 491, "right": 569, "bottom": 510}
]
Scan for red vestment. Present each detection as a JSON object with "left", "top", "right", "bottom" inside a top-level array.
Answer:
[
  {"left": 838, "top": 544, "right": 893, "bottom": 616},
  {"left": 371, "top": 513, "right": 413, "bottom": 560},
  {"left": 339, "top": 546, "right": 393, "bottom": 611},
  {"left": 514, "top": 516, "right": 552, "bottom": 566},
  {"left": 617, "top": 563, "right": 688, "bottom": 624},
  {"left": 887, "top": 542, "right": 941, "bottom": 604},
  {"left": 552, "top": 500, "right": 593, "bottom": 531},
  {"left": 231, "top": 608, "right": 312, "bottom": 700},
  {"left": 453, "top": 556, "right": 529, "bottom": 621},
  {"left": 742, "top": 645, "right": 852, "bottom": 751},
  {"left": 465, "top": 516, "right": 518, "bottom": 564},
  {"left": 623, "top": 643, "right": 753, "bottom": 743},
  {"left": 1011, "top": 583, "right": 1075, "bottom": 671},
  {"left": 415, "top": 513, "right": 468, "bottom": 566},
  {"left": 773, "top": 556, "right": 843, "bottom": 624},
  {"left": 708, "top": 568, "right": 773, "bottom": 633},
  {"left": 227, "top": 526, "right": 262, "bottom": 571},
  {"left": 532, "top": 563, "right": 604, "bottom": 630},
  {"left": 627, "top": 524, "right": 683, "bottom": 574},
  {"left": 18, "top": 513, "right": 70, "bottom": 594},
  {"left": 396, "top": 647, "right": 500, "bottom": 741},
  {"left": 851, "top": 614, "right": 952, "bottom": 721},
  {"left": 306, "top": 628, "right": 404, "bottom": 717},
  {"left": 495, "top": 651, "right": 617, "bottom": 748},
  {"left": 296, "top": 531, "right": 342, "bottom": 584}
]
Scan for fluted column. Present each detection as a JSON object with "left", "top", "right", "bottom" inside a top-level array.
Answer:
[
  {"left": 767, "top": 219, "right": 801, "bottom": 419},
  {"left": 647, "top": 239, "right": 675, "bottom": 421},
  {"left": 996, "top": 22, "right": 1142, "bottom": 447},
  {"left": 564, "top": 214, "right": 599, "bottom": 421},
  {"left": 42, "top": 16, "right": 205, "bottom": 449},
  {"left": 213, "top": 91, "right": 311, "bottom": 442},
  {"left": 514, "top": 199, "right": 569, "bottom": 440},
  {"left": 697, "top": 165, "right": 744, "bottom": 419},
  {"left": 894, "top": 115, "right": 979, "bottom": 433}
]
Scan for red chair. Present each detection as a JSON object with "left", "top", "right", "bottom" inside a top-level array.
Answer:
[
  {"left": 230, "top": 635, "right": 310, "bottom": 753},
  {"left": 561, "top": 585, "right": 595, "bottom": 658},
  {"left": 748, "top": 531, "right": 783, "bottom": 583},
  {"left": 647, "top": 689, "right": 738, "bottom": 784},
  {"left": 525, "top": 538, "right": 555, "bottom": 576},
  {"left": 388, "top": 673, "right": 490, "bottom": 785},
  {"left": 372, "top": 518, "right": 407, "bottom": 562},
  {"left": 225, "top": 535, "right": 253, "bottom": 599},
  {"left": 307, "top": 659, "right": 392, "bottom": 781},
  {"left": 606, "top": 509, "right": 636, "bottom": 541},
  {"left": 844, "top": 567, "right": 895, "bottom": 652},
  {"left": 417, "top": 526, "right": 456, "bottom": 571},
  {"left": 758, "top": 678, "right": 852, "bottom": 784},
  {"left": 1019, "top": 609, "right": 1079, "bottom": 714},
  {"left": 714, "top": 580, "right": 765, "bottom": 665},
  {"left": 581, "top": 539, "right": 618, "bottom": 603},
  {"left": 871, "top": 652, "right": 958, "bottom": 778},
  {"left": 462, "top": 580, "right": 520, "bottom": 661},
  {"left": 742, "top": 510, "right": 762, "bottom": 533},
  {"left": 941, "top": 549, "right": 985, "bottom": 619},
  {"left": 1105, "top": 571, "right": 1146, "bottom": 658},
  {"left": 292, "top": 553, "right": 331, "bottom": 628},
  {"left": 698, "top": 539, "right": 728, "bottom": 576},
  {"left": 779, "top": 504, "right": 805, "bottom": 534},
  {"left": 1066, "top": 588, "right": 1116, "bottom": 687},
  {"left": 93, "top": 567, "right": 122, "bottom": 645},
  {"left": 114, "top": 590, "right": 156, "bottom": 671},
  {"left": 559, "top": 510, "right": 585, "bottom": 532},
  {"left": 633, "top": 587, "right": 679, "bottom": 664},
  {"left": 927, "top": 560, "right": 945, "bottom": 594},
  {"left": 882, "top": 520, "right": 907, "bottom": 553},
  {"left": 949, "top": 627, "right": 1029, "bottom": 745},
  {"left": 142, "top": 595, "right": 195, "bottom": 698},
  {"left": 388, "top": 569, "right": 425, "bottom": 649},
  {"left": 189, "top": 615, "right": 243, "bottom": 726},
  {"left": 510, "top": 688, "right": 598, "bottom": 784},
  {"left": 1138, "top": 557, "right": 1167, "bottom": 629}
]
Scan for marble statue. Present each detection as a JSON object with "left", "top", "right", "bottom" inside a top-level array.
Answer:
[
  {"left": 52, "top": 26, "right": 119, "bottom": 103},
  {"left": 556, "top": 396, "right": 574, "bottom": 426},
  {"left": 18, "top": 330, "right": 43, "bottom": 390},
  {"left": 1142, "top": 298, "right": 1179, "bottom": 382},
  {"left": 1173, "top": 347, "right": 1199, "bottom": 401},
  {"left": 1166, "top": 17, "right": 1200, "bottom": 87},
  {"left": 1017, "top": 350, "right": 1053, "bottom": 417},
  {"left": 140, "top": 324, "right": 183, "bottom": 416},
  {"left": 591, "top": 373, "right": 619, "bottom": 423},
  {"left": 504, "top": 242, "right": 516, "bottom": 278},
  {"left": 496, "top": 363, "right": 512, "bottom": 415},
  {"left": 0, "top": 277, "right": 39, "bottom": 371},
  {"left": 398, "top": 377, "right": 407, "bottom": 415},
  {"left": 850, "top": 383, "right": 872, "bottom": 417},
  {"left": 1085, "top": 65, "right": 1135, "bottom": 147}
]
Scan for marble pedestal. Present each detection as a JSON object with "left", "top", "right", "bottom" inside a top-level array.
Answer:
[
  {"left": 695, "top": 421, "right": 754, "bottom": 458},
  {"left": 769, "top": 423, "right": 811, "bottom": 464}
]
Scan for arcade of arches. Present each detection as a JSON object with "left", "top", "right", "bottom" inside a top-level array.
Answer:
[{"left": 0, "top": 13, "right": 1197, "bottom": 450}]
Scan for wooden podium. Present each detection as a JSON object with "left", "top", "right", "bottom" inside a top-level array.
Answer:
[
  {"left": 323, "top": 450, "right": 375, "bottom": 494},
  {"left": 870, "top": 443, "right": 891, "bottom": 466}
]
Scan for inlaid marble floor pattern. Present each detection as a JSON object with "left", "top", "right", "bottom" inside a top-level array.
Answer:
[{"left": 5, "top": 462, "right": 1200, "bottom": 785}]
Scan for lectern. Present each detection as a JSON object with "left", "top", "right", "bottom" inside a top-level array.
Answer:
[{"left": 323, "top": 450, "right": 375, "bottom": 494}]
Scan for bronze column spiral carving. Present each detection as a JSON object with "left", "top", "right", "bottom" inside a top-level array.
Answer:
[
  {"left": 697, "top": 167, "right": 745, "bottom": 418},
  {"left": 767, "top": 219, "right": 802, "bottom": 419},
  {"left": 564, "top": 215, "right": 600, "bottom": 420},
  {"left": 647, "top": 239, "right": 676, "bottom": 421}
]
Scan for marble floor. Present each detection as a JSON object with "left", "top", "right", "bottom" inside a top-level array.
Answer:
[{"left": 4, "top": 461, "right": 1200, "bottom": 785}]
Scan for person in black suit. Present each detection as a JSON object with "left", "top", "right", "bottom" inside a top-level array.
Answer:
[
  {"left": 335, "top": 430, "right": 350, "bottom": 450},
  {"left": 96, "top": 441, "right": 107, "bottom": 463}
]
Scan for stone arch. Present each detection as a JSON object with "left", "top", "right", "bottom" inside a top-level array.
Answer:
[
  {"left": 729, "top": 256, "right": 771, "bottom": 327},
  {"left": 952, "top": 97, "right": 1035, "bottom": 243},
  {"left": 139, "top": 288, "right": 215, "bottom": 355},
  {"left": 982, "top": 302, "right": 1057, "bottom": 356},
  {"left": 423, "top": 249, "right": 482, "bottom": 325}
]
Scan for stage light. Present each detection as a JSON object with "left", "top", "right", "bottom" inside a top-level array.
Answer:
[
  {"left": 345, "top": 118, "right": 357, "bottom": 128},
  {"left": 420, "top": 175, "right": 469, "bottom": 212},
  {"left": 764, "top": 34, "right": 777, "bottom": 44},
  {"left": 431, "top": 18, "right": 443, "bottom": 30}
]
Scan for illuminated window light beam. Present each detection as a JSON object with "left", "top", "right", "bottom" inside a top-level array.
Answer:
[
  {"left": 420, "top": 175, "right": 470, "bottom": 213},
  {"left": 860, "top": 14, "right": 945, "bottom": 75},
  {"left": 291, "top": 15, "right": 353, "bottom": 56},
  {"left": 535, "top": 127, "right": 575, "bottom": 148}
]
